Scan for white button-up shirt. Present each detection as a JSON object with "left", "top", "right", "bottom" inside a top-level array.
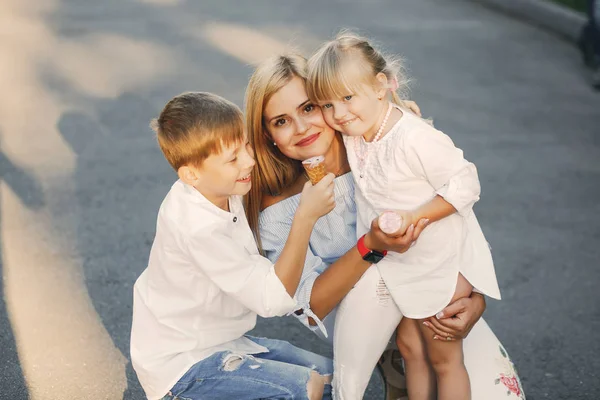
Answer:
[
  {"left": 344, "top": 108, "right": 501, "bottom": 319},
  {"left": 130, "top": 180, "right": 296, "bottom": 399}
]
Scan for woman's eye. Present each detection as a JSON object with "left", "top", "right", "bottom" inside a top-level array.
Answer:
[
  {"left": 274, "top": 118, "right": 286, "bottom": 127},
  {"left": 344, "top": 95, "right": 353, "bottom": 101},
  {"left": 303, "top": 104, "right": 314, "bottom": 113}
]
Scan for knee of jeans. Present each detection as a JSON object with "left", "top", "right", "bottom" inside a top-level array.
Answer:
[
  {"left": 221, "top": 353, "right": 263, "bottom": 372},
  {"left": 306, "top": 370, "right": 327, "bottom": 400}
]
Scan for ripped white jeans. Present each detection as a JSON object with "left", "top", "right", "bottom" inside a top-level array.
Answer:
[{"left": 332, "top": 266, "right": 403, "bottom": 399}]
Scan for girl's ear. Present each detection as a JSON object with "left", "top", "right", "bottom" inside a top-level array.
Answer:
[
  {"left": 375, "top": 72, "right": 389, "bottom": 100},
  {"left": 178, "top": 164, "right": 200, "bottom": 185}
]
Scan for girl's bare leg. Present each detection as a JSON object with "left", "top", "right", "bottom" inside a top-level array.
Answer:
[
  {"left": 396, "top": 318, "right": 435, "bottom": 400},
  {"left": 421, "top": 273, "right": 473, "bottom": 400}
]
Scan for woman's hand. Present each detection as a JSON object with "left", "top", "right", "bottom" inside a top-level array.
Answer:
[
  {"left": 422, "top": 292, "right": 486, "bottom": 341},
  {"left": 365, "top": 216, "right": 428, "bottom": 253},
  {"left": 403, "top": 100, "right": 422, "bottom": 117}
]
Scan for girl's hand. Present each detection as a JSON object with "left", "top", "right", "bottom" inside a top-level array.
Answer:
[
  {"left": 403, "top": 100, "right": 422, "bottom": 117},
  {"left": 422, "top": 293, "right": 486, "bottom": 341},
  {"left": 365, "top": 216, "right": 429, "bottom": 253},
  {"left": 379, "top": 210, "right": 417, "bottom": 238},
  {"left": 297, "top": 173, "right": 336, "bottom": 222}
]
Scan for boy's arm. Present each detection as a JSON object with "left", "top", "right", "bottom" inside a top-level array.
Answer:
[
  {"left": 272, "top": 211, "right": 318, "bottom": 297},
  {"left": 188, "top": 229, "right": 298, "bottom": 318}
]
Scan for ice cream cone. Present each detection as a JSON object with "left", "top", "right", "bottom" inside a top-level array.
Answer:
[
  {"left": 379, "top": 211, "right": 403, "bottom": 235},
  {"left": 302, "top": 156, "right": 326, "bottom": 185}
]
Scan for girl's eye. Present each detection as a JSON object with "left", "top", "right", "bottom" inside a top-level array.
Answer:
[
  {"left": 274, "top": 118, "right": 286, "bottom": 127},
  {"left": 322, "top": 104, "right": 332, "bottom": 109},
  {"left": 344, "top": 95, "right": 353, "bottom": 101},
  {"left": 229, "top": 157, "right": 237, "bottom": 163},
  {"left": 303, "top": 104, "right": 314, "bottom": 113}
]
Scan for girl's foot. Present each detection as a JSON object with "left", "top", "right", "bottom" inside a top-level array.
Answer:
[{"left": 377, "top": 349, "right": 408, "bottom": 400}]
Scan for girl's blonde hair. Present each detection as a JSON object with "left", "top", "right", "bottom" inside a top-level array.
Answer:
[
  {"left": 307, "top": 30, "right": 409, "bottom": 107},
  {"left": 244, "top": 54, "right": 308, "bottom": 250}
]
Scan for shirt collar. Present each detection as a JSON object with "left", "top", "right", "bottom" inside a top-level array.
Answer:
[{"left": 176, "top": 180, "right": 242, "bottom": 219}]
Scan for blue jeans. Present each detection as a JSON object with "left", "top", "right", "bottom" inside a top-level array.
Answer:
[{"left": 161, "top": 336, "right": 333, "bottom": 400}]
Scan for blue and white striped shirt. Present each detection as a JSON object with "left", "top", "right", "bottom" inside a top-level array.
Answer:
[{"left": 259, "top": 172, "right": 357, "bottom": 336}]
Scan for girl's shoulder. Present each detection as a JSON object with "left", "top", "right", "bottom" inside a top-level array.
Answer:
[{"left": 395, "top": 109, "right": 446, "bottom": 146}]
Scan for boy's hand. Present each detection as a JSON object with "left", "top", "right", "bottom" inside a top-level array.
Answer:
[{"left": 297, "top": 173, "right": 336, "bottom": 222}]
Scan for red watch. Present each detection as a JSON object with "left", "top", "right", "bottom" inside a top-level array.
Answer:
[{"left": 357, "top": 234, "right": 387, "bottom": 263}]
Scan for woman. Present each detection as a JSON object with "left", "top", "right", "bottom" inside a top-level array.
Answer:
[{"left": 244, "top": 54, "right": 525, "bottom": 399}]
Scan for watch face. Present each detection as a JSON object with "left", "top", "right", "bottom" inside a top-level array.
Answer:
[{"left": 365, "top": 251, "right": 385, "bottom": 264}]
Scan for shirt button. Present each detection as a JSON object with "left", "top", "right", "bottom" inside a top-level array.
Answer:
[{"left": 233, "top": 216, "right": 238, "bottom": 222}]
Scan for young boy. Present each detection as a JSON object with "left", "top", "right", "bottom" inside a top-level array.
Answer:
[{"left": 130, "top": 92, "right": 336, "bottom": 400}]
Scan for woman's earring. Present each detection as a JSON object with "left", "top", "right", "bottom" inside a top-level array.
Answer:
[{"left": 273, "top": 142, "right": 277, "bottom": 147}]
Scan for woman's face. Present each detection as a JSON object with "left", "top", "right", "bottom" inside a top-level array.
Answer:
[{"left": 263, "top": 76, "right": 336, "bottom": 162}]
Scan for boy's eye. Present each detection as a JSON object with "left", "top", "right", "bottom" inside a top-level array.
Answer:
[
  {"left": 322, "top": 104, "right": 332, "bottom": 109},
  {"left": 344, "top": 95, "right": 353, "bottom": 101},
  {"left": 229, "top": 157, "right": 238, "bottom": 163},
  {"left": 303, "top": 104, "right": 314, "bottom": 113}
]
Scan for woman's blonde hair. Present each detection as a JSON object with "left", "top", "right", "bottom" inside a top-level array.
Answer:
[
  {"left": 307, "top": 30, "right": 409, "bottom": 107},
  {"left": 244, "top": 54, "right": 308, "bottom": 250}
]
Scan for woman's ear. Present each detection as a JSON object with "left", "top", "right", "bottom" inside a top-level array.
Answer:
[
  {"left": 374, "top": 72, "right": 389, "bottom": 100},
  {"left": 178, "top": 164, "right": 200, "bottom": 185}
]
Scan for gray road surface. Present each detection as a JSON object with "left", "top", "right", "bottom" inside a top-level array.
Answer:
[{"left": 0, "top": 0, "right": 599, "bottom": 399}]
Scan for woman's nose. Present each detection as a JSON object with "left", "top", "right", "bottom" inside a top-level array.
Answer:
[{"left": 296, "top": 116, "right": 310, "bottom": 134}]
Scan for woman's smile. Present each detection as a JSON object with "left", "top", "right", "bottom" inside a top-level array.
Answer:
[{"left": 295, "top": 132, "right": 321, "bottom": 147}]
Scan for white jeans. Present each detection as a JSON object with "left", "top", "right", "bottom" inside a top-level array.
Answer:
[
  {"left": 332, "top": 266, "right": 402, "bottom": 399},
  {"left": 329, "top": 266, "right": 526, "bottom": 400}
]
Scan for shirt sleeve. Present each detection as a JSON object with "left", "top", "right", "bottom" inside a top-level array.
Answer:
[
  {"left": 402, "top": 126, "right": 481, "bottom": 217},
  {"left": 186, "top": 225, "right": 296, "bottom": 318},
  {"left": 260, "top": 217, "right": 330, "bottom": 338}
]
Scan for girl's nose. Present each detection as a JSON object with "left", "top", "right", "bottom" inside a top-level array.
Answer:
[{"left": 334, "top": 106, "right": 347, "bottom": 121}]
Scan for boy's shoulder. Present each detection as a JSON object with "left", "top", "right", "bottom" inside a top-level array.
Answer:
[{"left": 158, "top": 180, "right": 230, "bottom": 238}]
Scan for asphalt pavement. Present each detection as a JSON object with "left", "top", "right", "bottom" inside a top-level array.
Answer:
[{"left": 0, "top": 0, "right": 599, "bottom": 399}]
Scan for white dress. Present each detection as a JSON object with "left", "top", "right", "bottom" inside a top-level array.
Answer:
[{"left": 344, "top": 108, "right": 501, "bottom": 318}]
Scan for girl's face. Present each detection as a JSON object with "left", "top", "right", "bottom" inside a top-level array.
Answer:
[
  {"left": 263, "top": 76, "right": 336, "bottom": 162},
  {"left": 318, "top": 82, "right": 385, "bottom": 140}
]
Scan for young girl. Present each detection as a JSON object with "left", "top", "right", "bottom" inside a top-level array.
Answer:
[{"left": 306, "top": 32, "right": 502, "bottom": 400}]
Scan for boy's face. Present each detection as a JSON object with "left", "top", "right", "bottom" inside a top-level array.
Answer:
[{"left": 190, "top": 137, "right": 255, "bottom": 209}]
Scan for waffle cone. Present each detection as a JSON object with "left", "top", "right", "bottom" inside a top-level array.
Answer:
[{"left": 303, "top": 163, "right": 327, "bottom": 185}]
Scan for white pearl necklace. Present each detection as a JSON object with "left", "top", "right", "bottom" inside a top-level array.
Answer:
[{"left": 353, "top": 102, "right": 393, "bottom": 177}]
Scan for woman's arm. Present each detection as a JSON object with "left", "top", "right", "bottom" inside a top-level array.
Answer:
[{"left": 307, "top": 217, "right": 430, "bottom": 323}]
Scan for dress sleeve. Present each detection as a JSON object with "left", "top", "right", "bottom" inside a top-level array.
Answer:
[
  {"left": 260, "top": 216, "right": 331, "bottom": 338},
  {"left": 186, "top": 225, "right": 296, "bottom": 318},
  {"left": 403, "top": 126, "right": 481, "bottom": 217}
]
